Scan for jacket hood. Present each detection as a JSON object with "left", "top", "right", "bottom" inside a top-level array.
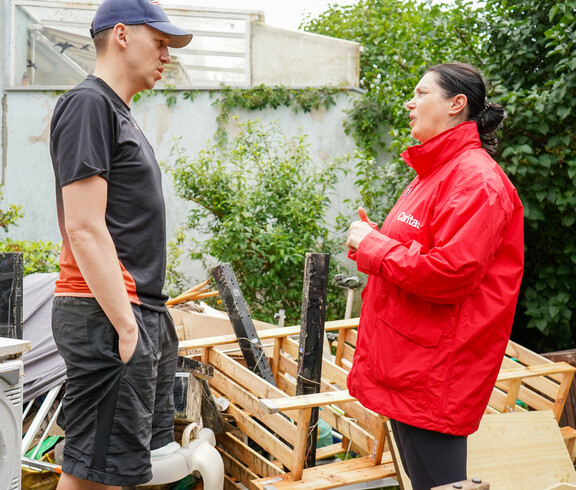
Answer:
[{"left": 401, "top": 121, "right": 482, "bottom": 178}]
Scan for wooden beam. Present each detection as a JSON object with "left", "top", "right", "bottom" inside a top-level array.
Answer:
[
  {"left": 497, "top": 362, "right": 576, "bottom": 382},
  {"left": 249, "top": 455, "right": 397, "bottom": 490},
  {"left": 217, "top": 432, "right": 285, "bottom": 479},
  {"left": 259, "top": 390, "right": 357, "bottom": 414},
  {"left": 278, "top": 343, "right": 384, "bottom": 435},
  {"left": 277, "top": 352, "right": 381, "bottom": 456},
  {"left": 219, "top": 446, "right": 259, "bottom": 486},
  {"left": 224, "top": 403, "right": 294, "bottom": 470},
  {"left": 500, "top": 356, "right": 565, "bottom": 400},
  {"left": 554, "top": 369, "right": 576, "bottom": 422},
  {"left": 284, "top": 337, "right": 348, "bottom": 389},
  {"left": 288, "top": 407, "right": 313, "bottom": 480},
  {"left": 372, "top": 415, "right": 387, "bottom": 465},
  {"left": 210, "top": 368, "right": 298, "bottom": 445},
  {"left": 179, "top": 318, "right": 360, "bottom": 350},
  {"left": 271, "top": 337, "right": 282, "bottom": 382},
  {"left": 208, "top": 348, "right": 288, "bottom": 402},
  {"left": 502, "top": 379, "right": 522, "bottom": 414},
  {"left": 224, "top": 474, "right": 245, "bottom": 490}
]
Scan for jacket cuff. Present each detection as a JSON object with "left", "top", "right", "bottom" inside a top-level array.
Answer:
[{"left": 356, "top": 230, "right": 390, "bottom": 275}]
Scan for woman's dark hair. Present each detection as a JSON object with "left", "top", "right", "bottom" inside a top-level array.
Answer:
[{"left": 427, "top": 63, "right": 506, "bottom": 154}]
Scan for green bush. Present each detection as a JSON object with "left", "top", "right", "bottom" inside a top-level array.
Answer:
[
  {"left": 303, "top": 0, "right": 481, "bottom": 222},
  {"left": 481, "top": 0, "right": 576, "bottom": 350},
  {"left": 1, "top": 191, "right": 23, "bottom": 233},
  {"left": 0, "top": 238, "right": 60, "bottom": 275},
  {"left": 165, "top": 119, "right": 348, "bottom": 324},
  {"left": 1, "top": 189, "right": 60, "bottom": 275},
  {"left": 304, "top": 0, "right": 576, "bottom": 351}
]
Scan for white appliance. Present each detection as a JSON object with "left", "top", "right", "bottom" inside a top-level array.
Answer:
[{"left": 0, "top": 338, "right": 30, "bottom": 490}]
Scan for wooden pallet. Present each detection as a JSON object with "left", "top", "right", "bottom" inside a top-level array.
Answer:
[
  {"left": 178, "top": 317, "right": 576, "bottom": 489},
  {"left": 389, "top": 411, "right": 576, "bottom": 490}
]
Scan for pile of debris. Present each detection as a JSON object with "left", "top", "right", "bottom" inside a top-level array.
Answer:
[{"left": 13, "top": 257, "right": 576, "bottom": 489}]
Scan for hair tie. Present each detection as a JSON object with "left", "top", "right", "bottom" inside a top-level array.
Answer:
[{"left": 479, "top": 103, "right": 490, "bottom": 117}]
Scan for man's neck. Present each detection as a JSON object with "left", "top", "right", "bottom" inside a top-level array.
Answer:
[{"left": 93, "top": 62, "right": 135, "bottom": 106}]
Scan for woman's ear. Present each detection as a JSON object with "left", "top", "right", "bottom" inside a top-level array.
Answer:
[{"left": 449, "top": 94, "right": 468, "bottom": 117}]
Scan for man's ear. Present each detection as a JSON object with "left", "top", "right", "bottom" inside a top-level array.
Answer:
[
  {"left": 449, "top": 94, "right": 468, "bottom": 117},
  {"left": 112, "top": 23, "right": 128, "bottom": 48}
]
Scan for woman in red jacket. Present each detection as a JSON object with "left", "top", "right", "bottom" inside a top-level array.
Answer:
[{"left": 346, "top": 63, "right": 524, "bottom": 489}]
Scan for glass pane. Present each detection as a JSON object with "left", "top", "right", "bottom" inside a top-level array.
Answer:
[
  {"left": 13, "top": 2, "right": 253, "bottom": 88},
  {"left": 15, "top": 4, "right": 97, "bottom": 86}
]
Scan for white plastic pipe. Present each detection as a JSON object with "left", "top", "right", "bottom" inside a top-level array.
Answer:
[
  {"left": 143, "top": 426, "right": 224, "bottom": 488},
  {"left": 188, "top": 440, "right": 225, "bottom": 490}
]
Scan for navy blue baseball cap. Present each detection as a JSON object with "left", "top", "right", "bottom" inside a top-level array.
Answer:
[{"left": 90, "top": 0, "right": 193, "bottom": 48}]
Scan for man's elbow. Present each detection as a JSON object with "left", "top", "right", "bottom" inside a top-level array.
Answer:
[{"left": 65, "top": 219, "right": 105, "bottom": 247}]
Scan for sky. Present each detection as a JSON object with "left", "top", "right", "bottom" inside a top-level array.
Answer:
[{"left": 163, "top": 0, "right": 356, "bottom": 31}]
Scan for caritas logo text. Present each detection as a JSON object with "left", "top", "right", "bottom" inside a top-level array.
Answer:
[{"left": 397, "top": 212, "right": 421, "bottom": 230}]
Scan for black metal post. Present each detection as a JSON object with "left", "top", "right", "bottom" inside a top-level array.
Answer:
[
  {"left": 211, "top": 263, "right": 277, "bottom": 386},
  {"left": 296, "top": 252, "right": 330, "bottom": 468},
  {"left": 0, "top": 252, "right": 23, "bottom": 339}
]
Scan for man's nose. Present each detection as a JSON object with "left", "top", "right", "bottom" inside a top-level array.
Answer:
[{"left": 161, "top": 47, "right": 171, "bottom": 64}]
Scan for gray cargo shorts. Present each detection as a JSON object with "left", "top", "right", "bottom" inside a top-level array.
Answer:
[{"left": 51, "top": 296, "right": 178, "bottom": 486}]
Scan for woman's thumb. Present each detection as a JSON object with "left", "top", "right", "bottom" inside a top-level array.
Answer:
[{"left": 358, "top": 207, "right": 370, "bottom": 223}]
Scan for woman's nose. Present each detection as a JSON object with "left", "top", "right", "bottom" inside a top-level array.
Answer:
[{"left": 405, "top": 97, "right": 415, "bottom": 110}]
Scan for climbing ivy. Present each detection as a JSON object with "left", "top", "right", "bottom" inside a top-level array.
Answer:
[
  {"left": 211, "top": 84, "right": 346, "bottom": 143},
  {"left": 132, "top": 84, "right": 182, "bottom": 107},
  {"left": 133, "top": 83, "right": 347, "bottom": 143}
]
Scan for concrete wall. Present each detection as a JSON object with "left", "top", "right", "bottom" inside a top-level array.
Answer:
[
  {"left": 0, "top": 1, "right": 365, "bottom": 282},
  {"left": 1, "top": 89, "right": 362, "bottom": 277},
  {"left": 251, "top": 23, "right": 360, "bottom": 87}
]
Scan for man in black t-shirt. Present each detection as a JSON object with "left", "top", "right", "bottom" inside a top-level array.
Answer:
[{"left": 49, "top": 0, "right": 192, "bottom": 487}]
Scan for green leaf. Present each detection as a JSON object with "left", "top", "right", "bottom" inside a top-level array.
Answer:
[
  {"left": 549, "top": 4, "right": 559, "bottom": 22},
  {"left": 557, "top": 106, "right": 571, "bottom": 119}
]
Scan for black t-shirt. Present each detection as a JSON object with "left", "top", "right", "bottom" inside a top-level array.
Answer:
[{"left": 50, "top": 75, "right": 168, "bottom": 310}]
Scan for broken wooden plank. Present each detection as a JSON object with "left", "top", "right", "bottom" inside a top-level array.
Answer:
[
  {"left": 212, "top": 263, "right": 277, "bottom": 386},
  {"left": 177, "top": 355, "right": 214, "bottom": 380}
]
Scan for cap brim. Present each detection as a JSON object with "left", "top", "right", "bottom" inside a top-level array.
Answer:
[{"left": 146, "top": 21, "right": 193, "bottom": 48}]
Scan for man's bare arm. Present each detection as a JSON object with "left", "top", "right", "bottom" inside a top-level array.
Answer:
[{"left": 62, "top": 174, "right": 138, "bottom": 363}]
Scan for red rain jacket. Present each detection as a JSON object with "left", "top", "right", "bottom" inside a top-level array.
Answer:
[{"left": 347, "top": 122, "right": 524, "bottom": 436}]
